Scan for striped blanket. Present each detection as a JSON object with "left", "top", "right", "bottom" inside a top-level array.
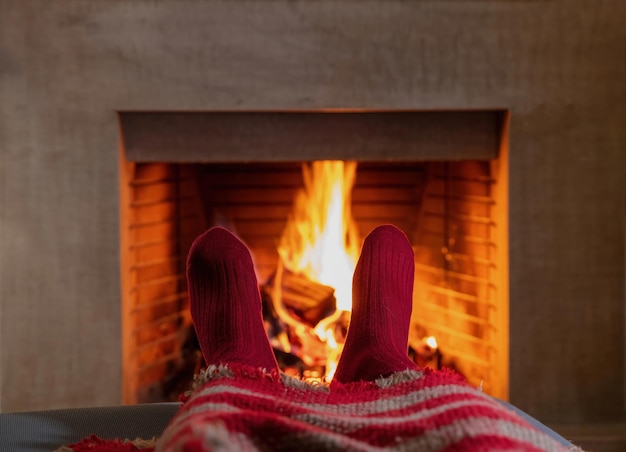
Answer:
[{"left": 149, "top": 364, "right": 578, "bottom": 451}]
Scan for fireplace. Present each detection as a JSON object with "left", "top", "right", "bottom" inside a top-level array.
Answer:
[
  {"left": 118, "top": 110, "right": 509, "bottom": 403},
  {"left": 3, "top": 2, "right": 624, "bottom": 436}
]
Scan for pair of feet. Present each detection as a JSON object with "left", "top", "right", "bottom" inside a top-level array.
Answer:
[{"left": 187, "top": 224, "right": 418, "bottom": 384}]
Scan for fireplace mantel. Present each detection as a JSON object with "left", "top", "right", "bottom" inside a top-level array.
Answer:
[{"left": 119, "top": 111, "right": 502, "bottom": 162}]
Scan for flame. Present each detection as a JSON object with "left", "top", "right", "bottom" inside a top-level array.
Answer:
[
  {"left": 278, "top": 161, "right": 360, "bottom": 312},
  {"left": 277, "top": 161, "right": 360, "bottom": 380}
]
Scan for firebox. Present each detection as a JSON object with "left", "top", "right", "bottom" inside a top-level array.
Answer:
[{"left": 118, "top": 111, "right": 509, "bottom": 404}]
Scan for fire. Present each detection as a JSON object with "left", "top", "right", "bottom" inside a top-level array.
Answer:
[
  {"left": 276, "top": 160, "right": 360, "bottom": 380},
  {"left": 278, "top": 161, "right": 360, "bottom": 311}
]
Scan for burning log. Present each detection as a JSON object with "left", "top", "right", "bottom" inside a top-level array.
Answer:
[
  {"left": 279, "top": 269, "right": 336, "bottom": 327},
  {"left": 260, "top": 258, "right": 344, "bottom": 371},
  {"left": 267, "top": 258, "right": 337, "bottom": 329}
]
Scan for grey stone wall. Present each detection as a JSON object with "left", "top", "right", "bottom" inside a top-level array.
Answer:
[{"left": 0, "top": 0, "right": 624, "bottom": 423}]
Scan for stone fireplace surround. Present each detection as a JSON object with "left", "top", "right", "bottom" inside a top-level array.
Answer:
[{"left": 0, "top": 0, "right": 624, "bottom": 431}]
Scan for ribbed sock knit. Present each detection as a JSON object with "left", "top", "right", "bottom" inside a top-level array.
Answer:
[
  {"left": 187, "top": 226, "right": 279, "bottom": 372},
  {"left": 334, "top": 224, "right": 418, "bottom": 383}
]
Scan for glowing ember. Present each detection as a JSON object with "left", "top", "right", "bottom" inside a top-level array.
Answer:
[
  {"left": 425, "top": 336, "right": 438, "bottom": 350},
  {"left": 277, "top": 160, "right": 360, "bottom": 379}
]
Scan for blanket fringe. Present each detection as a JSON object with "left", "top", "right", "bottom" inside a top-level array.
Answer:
[
  {"left": 281, "top": 372, "right": 331, "bottom": 392},
  {"left": 375, "top": 369, "right": 423, "bottom": 388},
  {"left": 184, "top": 364, "right": 432, "bottom": 399},
  {"left": 182, "top": 363, "right": 286, "bottom": 401},
  {"left": 54, "top": 435, "right": 158, "bottom": 452}
]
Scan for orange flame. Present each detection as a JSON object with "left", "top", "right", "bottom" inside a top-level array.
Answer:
[
  {"left": 277, "top": 161, "right": 360, "bottom": 380},
  {"left": 278, "top": 161, "right": 360, "bottom": 312}
]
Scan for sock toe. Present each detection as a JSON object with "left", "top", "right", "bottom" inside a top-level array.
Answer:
[{"left": 187, "top": 227, "right": 278, "bottom": 371}]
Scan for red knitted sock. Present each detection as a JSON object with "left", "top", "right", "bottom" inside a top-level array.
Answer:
[
  {"left": 334, "top": 224, "right": 418, "bottom": 383},
  {"left": 187, "top": 226, "right": 278, "bottom": 371}
]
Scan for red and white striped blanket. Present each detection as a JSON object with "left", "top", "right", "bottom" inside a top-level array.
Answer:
[
  {"left": 148, "top": 364, "right": 578, "bottom": 452},
  {"left": 61, "top": 364, "right": 580, "bottom": 451}
]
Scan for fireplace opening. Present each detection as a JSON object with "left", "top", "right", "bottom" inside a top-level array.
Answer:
[{"left": 118, "top": 111, "right": 509, "bottom": 405}]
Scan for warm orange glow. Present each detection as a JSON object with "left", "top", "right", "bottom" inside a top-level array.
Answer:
[{"left": 277, "top": 160, "right": 360, "bottom": 380}]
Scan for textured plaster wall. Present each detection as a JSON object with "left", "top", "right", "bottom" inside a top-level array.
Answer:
[{"left": 0, "top": 0, "right": 624, "bottom": 423}]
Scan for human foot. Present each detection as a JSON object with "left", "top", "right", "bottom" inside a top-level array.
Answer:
[
  {"left": 333, "top": 225, "right": 418, "bottom": 383},
  {"left": 187, "top": 227, "right": 278, "bottom": 371}
]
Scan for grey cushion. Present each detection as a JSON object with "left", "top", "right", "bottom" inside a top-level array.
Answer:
[{"left": 0, "top": 403, "right": 180, "bottom": 452}]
